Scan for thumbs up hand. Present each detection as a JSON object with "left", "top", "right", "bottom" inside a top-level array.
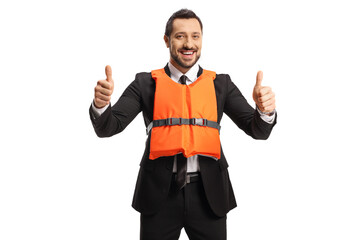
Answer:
[
  {"left": 94, "top": 65, "right": 114, "bottom": 108},
  {"left": 252, "top": 71, "right": 276, "bottom": 114}
]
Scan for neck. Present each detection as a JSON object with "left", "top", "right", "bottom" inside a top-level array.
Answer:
[{"left": 169, "top": 59, "right": 191, "bottom": 74}]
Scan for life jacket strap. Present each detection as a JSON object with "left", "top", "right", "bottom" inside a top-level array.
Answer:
[{"left": 146, "top": 118, "right": 221, "bottom": 135}]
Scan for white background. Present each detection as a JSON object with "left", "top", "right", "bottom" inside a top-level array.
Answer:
[{"left": 1, "top": 0, "right": 359, "bottom": 239}]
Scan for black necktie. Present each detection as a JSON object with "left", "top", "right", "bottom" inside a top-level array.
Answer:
[
  {"left": 176, "top": 153, "right": 187, "bottom": 190},
  {"left": 176, "top": 75, "right": 187, "bottom": 190},
  {"left": 179, "top": 75, "right": 187, "bottom": 85}
]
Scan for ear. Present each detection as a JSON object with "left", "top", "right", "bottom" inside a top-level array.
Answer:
[{"left": 164, "top": 35, "right": 170, "bottom": 48}]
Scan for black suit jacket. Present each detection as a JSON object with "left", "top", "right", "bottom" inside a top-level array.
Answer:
[{"left": 89, "top": 65, "right": 277, "bottom": 217}]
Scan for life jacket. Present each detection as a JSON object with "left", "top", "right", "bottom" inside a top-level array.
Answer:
[{"left": 147, "top": 68, "right": 221, "bottom": 160}]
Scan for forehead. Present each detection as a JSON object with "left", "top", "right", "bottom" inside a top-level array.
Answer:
[{"left": 172, "top": 18, "right": 202, "bottom": 35}]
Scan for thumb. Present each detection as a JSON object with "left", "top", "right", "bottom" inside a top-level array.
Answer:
[
  {"left": 255, "top": 70, "right": 263, "bottom": 87},
  {"left": 105, "top": 65, "right": 113, "bottom": 82}
]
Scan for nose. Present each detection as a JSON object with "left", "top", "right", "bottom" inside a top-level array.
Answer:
[{"left": 183, "top": 37, "right": 194, "bottom": 49}]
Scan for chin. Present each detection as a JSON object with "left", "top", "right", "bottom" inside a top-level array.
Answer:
[{"left": 180, "top": 57, "right": 200, "bottom": 69}]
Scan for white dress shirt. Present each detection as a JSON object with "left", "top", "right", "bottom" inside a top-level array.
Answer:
[{"left": 92, "top": 62, "right": 275, "bottom": 172}]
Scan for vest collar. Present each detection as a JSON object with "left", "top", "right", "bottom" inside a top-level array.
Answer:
[{"left": 164, "top": 63, "right": 203, "bottom": 79}]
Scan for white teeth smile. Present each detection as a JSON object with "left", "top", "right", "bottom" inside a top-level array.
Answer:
[{"left": 182, "top": 52, "right": 194, "bottom": 55}]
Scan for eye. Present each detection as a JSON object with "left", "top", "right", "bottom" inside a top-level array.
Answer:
[
  {"left": 176, "top": 35, "right": 184, "bottom": 39},
  {"left": 193, "top": 35, "right": 200, "bottom": 39}
]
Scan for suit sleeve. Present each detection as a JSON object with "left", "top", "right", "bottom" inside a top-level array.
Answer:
[
  {"left": 89, "top": 77, "right": 142, "bottom": 138},
  {"left": 223, "top": 74, "right": 276, "bottom": 140}
]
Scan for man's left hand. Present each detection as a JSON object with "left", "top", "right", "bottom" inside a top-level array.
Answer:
[{"left": 252, "top": 71, "right": 276, "bottom": 114}]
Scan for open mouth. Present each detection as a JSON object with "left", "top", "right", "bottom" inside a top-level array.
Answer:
[{"left": 179, "top": 50, "right": 196, "bottom": 58}]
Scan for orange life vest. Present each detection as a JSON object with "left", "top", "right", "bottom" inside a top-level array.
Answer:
[{"left": 148, "top": 68, "right": 221, "bottom": 160}]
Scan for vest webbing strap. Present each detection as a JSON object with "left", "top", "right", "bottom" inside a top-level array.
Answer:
[{"left": 146, "top": 118, "right": 221, "bottom": 135}]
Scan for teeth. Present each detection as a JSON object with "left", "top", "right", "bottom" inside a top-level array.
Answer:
[{"left": 183, "top": 52, "right": 193, "bottom": 55}]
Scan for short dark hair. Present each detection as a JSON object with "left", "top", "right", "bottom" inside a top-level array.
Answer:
[{"left": 165, "top": 9, "right": 203, "bottom": 37}]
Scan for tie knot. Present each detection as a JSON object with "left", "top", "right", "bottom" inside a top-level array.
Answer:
[{"left": 179, "top": 75, "right": 187, "bottom": 85}]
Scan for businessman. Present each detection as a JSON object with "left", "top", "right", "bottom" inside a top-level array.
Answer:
[{"left": 90, "top": 9, "right": 276, "bottom": 240}]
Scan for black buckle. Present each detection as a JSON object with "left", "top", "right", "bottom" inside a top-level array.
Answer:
[
  {"left": 166, "top": 118, "right": 181, "bottom": 126},
  {"left": 165, "top": 118, "right": 171, "bottom": 125},
  {"left": 191, "top": 118, "right": 205, "bottom": 126},
  {"left": 173, "top": 118, "right": 181, "bottom": 125},
  {"left": 203, "top": 119, "right": 208, "bottom": 126}
]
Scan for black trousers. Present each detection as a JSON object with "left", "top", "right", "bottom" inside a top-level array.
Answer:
[{"left": 140, "top": 174, "right": 227, "bottom": 240}]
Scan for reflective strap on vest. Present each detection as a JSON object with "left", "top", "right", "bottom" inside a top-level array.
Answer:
[{"left": 146, "top": 118, "right": 221, "bottom": 135}]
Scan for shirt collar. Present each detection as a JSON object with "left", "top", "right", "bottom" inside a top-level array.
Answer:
[{"left": 168, "top": 62, "right": 199, "bottom": 83}]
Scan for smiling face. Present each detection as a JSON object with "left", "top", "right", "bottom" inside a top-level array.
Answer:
[{"left": 164, "top": 18, "right": 202, "bottom": 74}]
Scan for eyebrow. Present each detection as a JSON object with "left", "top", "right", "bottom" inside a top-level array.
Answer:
[{"left": 175, "top": 31, "right": 202, "bottom": 35}]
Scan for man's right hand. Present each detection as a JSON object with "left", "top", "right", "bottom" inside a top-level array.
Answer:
[{"left": 94, "top": 65, "right": 114, "bottom": 108}]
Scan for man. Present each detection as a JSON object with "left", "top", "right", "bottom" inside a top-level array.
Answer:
[{"left": 90, "top": 9, "right": 276, "bottom": 240}]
